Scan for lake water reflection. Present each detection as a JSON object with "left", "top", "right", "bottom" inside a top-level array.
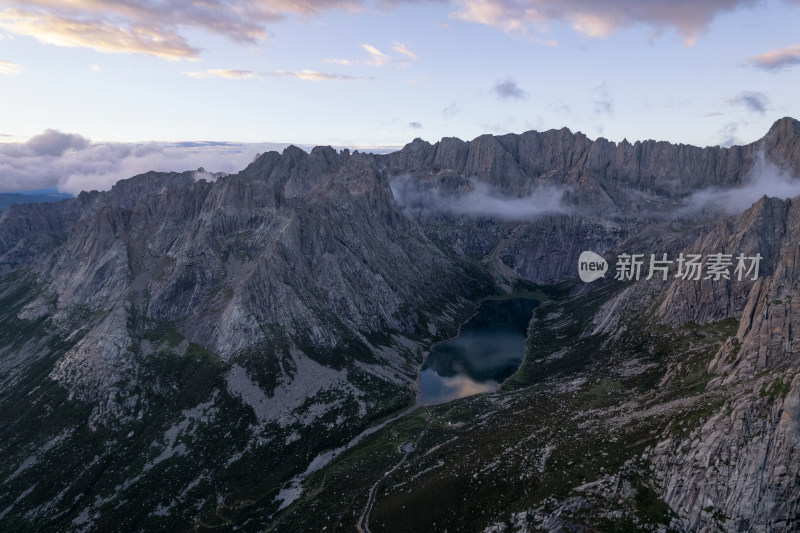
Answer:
[{"left": 418, "top": 298, "right": 538, "bottom": 405}]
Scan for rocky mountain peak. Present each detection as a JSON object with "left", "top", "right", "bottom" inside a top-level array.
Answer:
[
  {"left": 281, "top": 144, "right": 307, "bottom": 159},
  {"left": 761, "top": 117, "right": 800, "bottom": 175},
  {"left": 765, "top": 116, "right": 800, "bottom": 140},
  {"left": 102, "top": 170, "right": 196, "bottom": 210}
]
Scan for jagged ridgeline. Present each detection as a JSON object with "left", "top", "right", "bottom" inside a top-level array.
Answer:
[{"left": 0, "top": 118, "right": 799, "bottom": 531}]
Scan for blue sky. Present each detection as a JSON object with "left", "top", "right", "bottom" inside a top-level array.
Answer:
[{"left": 1, "top": 0, "right": 799, "bottom": 193}]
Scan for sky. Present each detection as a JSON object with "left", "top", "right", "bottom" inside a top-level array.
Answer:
[{"left": 1, "top": 0, "right": 799, "bottom": 193}]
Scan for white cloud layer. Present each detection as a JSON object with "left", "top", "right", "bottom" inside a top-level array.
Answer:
[
  {"left": 449, "top": 0, "right": 761, "bottom": 45},
  {"left": 183, "top": 69, "right": 261, "bottom": 80},
  {"left": 680, "top": 152, "right": 800, "bottom": 215},
  {"left": 0, "top": 129, "right": 399, "bottom": 195},
  {"left": 0, "top": 58, "right": 24, "bottom": 75},
  {"left": 182, "top": 69, "right": 368, "bottom": 81},
  {"left": 749, "top": 44, "right": 800, "bottom": 71},
  {"left": 390, "top": 175, "right": 569, "bottom": 220},
  {"left": 327, "top": 42, "right": 420, "bottom": 68},
  {"left": 0, "top": 0, "right": 361, "bottom": 60},
  {"left": 0, "top": 130, "right": 302, "bottom": 194},
  {"left": 0, "top": 0, "right": 791, "bottom": 62},
  {"left": 0, "top": 8, "right": 200, "bottom": 60},
  {"left": 361, "top": 44, "right": 391, "bottom": 67}
]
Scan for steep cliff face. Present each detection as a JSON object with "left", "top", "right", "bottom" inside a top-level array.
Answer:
[
  {"left": 0, "top": 145, "right": 494, "bottom": 530},
  {"left": 512, "top": 192, "right": 800, "bottom": 531},
  {"left": 382, "top": 119, "right": 800, "bottom": 200},
  {"left": 291, "top": 118, "right": 800, "bottom": 532},
  {"left": 289, "top": 178, "right": 800, "bottom": 533},
  {"left": 382, "top": 117, "right": 800, "bottom": 284},
  {"left": 2, "top": 147, "right": 486, "bottom": 428},
  {"left": 647, "top": 196, "right": 800, "bottom": 531}
]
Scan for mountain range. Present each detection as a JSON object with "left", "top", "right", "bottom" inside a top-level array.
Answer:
[{"left": 1, "top": 117, "right": 799, "bottom": 531}]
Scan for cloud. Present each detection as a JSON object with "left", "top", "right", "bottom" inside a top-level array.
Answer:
[
  {"left": 390, "top": 175, "right": 569, "bottom": 220},
  {"left": 0, "top": 0, "right": 777, "bottom": 63},
  {"left": 0, "top": 58, "right": 23, "bottom": 75},
  {"left": 493, "top": 78, "right": 527, "bottom": 100},
  {"left": 592, "top": 83, "right": 613, "bottom": 115},
  {"left": 725, "top": 91, "right": 769, "bottom": 114},
  {"left": 0, "top": 129, "right": 307, "bottom": 194},
  {"left": 192, "top": 169, "right": 219, "bottom": 182},
  {"left": 183, "top": 68, "right": 366, "bottom": 81},
  {"left": 361, "top": 44, "right": 391, "bottom": 67},
  {"left": 0, "top": 0, "right": 361, "bottom": 60},
  {"left": 0, "top": 129, "right": 397, "bottom": 195},
  {"left": 26, "top": 129, "right": 90, "bottom": 156},
  {"left": 392, "top": 42, "right": 419, "bottom": 66},
  {"left": 183, "top": 69, "right": 261, "bottom": 80},
  {"left": 717, "top": 123, "right": 741, "bottom": 147},
  {"left": 443, "top": 102, "right": 461, "bottom": 116},
  {"left": 264, "top": 70, "right": 368, "bottom": 81},
  {"left": 323, "top": 58, "right": 354, "bottom": 66},
  {"left": 334, "top": 42, "right": 420, "bottom": 68},
  {"left": 748, "top": 44, "right": 800, "bottom": 71},
  {"left": 450, "top": 0, "right": 537, "bottom": 33},
  {"left": 449, "top": 0, "right": 759, "bottom": 45},
  {"left": 409, "top": 122, "right": 423, "bottom": 129},
  {"left": 0, "top": 9, "right": 199, "bottom": 60},
  {"left": 679, "top": 152, "right": 800, "bottom": 216}
]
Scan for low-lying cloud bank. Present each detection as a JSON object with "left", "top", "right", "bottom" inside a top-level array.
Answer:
[
  {"left": 0, "top": 129, "right": 395, "bottom": 195},
  {"left": 680, "top": 153, "right": 800, "bottom": 216},
  {"left": 0, "top": 130, "right": 285, "bottom": 195},
  {"left": 390, "top": 175, "right": 570, "bottom": 220}
]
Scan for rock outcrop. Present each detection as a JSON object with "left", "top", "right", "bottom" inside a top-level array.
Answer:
[{"left": 648, "top": 195, "right": 800, "bottom": 531}]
